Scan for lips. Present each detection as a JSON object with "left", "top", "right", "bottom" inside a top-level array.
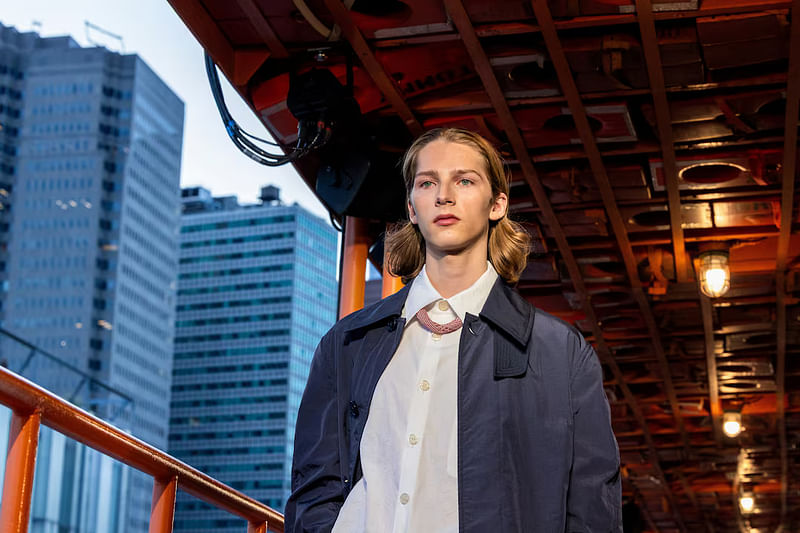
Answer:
[{"left": 434, "top": 214, "right": 459, "bottom": 226}]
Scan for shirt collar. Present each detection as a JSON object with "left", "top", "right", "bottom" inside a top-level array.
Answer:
[{"left": 402, "top": 261, "right": 499, "bottom": 324}]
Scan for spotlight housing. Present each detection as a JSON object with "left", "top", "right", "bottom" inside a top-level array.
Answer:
[{"left": 698, "top": 250, "right": 731, "bottom": 298}]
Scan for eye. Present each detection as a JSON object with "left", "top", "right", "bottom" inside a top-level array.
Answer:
[
  {"left": 458, "top": 177, "right": 473, "bottom": 186},
  {"left": 418, "top": 180, "right": 434, "bottom": 189}
]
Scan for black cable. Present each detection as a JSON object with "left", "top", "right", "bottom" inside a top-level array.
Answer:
[
  {"left": 204, "top": 52, "right": 309, "bottom": 167},
  {"left": 207, "top": 54, "right": 294, "bottom": 164},
  {"left": 239, "top": 129, "right": 282, "bottom": 147}
]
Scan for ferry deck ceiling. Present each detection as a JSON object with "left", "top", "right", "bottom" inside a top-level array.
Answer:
[{"left": 167, "top": 0, "right": 800, "bottom": 530}]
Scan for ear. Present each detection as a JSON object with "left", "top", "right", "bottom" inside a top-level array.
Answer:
[
  {"left": 489, "top": 192, "right": 508, "bottom": 222},
  {"left": 407, "top": 197, "right": 418, "bottom": 224}
]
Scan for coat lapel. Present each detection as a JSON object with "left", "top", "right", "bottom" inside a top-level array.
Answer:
[
  {"left": 342, "top": 276, "right": 537, "bottom": 379},
  {"left": 479, "top": 279, "right": 536, "bottom": 378}
]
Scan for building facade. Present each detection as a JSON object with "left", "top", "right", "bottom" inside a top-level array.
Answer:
[
  {"left": 170, "top": 186, "right": 337, "bottom": 531},
  {"left": 0, "top": 23, "right": 184, "bottom": 532}
]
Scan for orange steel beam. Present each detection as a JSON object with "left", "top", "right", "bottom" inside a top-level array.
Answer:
[
  {"left": 169, "top": 0, "right": 270, "bottom": 86},
  {"left": 233, "top": 0, "right": 288, "bottom": 59},
  {"left": 0, "top": 367, "right": 284, "bottom": 531},
  {"left": 0, "top": 410, "right": 41, "bottom": 533},
  {"left": 775, "top": 0, "right": 800, "bottom": 524},
  {"left": 382, "top": 264, "right": 404, "bottom": 299},
  {"left": 470, "top": 1, "right": 792, "bottom": 37},
  {"left": 167, "top": 0, "right": 237, "bottom": 83},
  {"left": 529, "top": 0, "right": 691, "bottom": 455},
  {"left": 408, "top": 73, "right": 788, "bottom": 115},
  {"left": 635, "top": 0, "right": 689, "bottom": 283},
  {"left": 340, "top": 216, "right": 369, "bottom": 318},
  {"left": 382, "top": 233, "right": 405, "bottom": 298},
  {"left": 150, "top": 476, "right": 178, "bottom": 533},
  {"left": 677, "top": 472, "right": 715, "bottom": 533},
  {"left": 526, "top": 0, "right": 689, "bottom": 529},
  {"left": 442, "top": 2, "right": 675, "bottom": 530},
  {"left": 322, "top": 0, "right": 424, "bottom": 136},
  {"left": 531, "top": 135, "right": 785, "bottom": 163}
]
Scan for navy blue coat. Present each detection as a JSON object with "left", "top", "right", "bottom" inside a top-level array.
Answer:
[{"left": 285, "top": 278, "right": 622, "bottom": 532}]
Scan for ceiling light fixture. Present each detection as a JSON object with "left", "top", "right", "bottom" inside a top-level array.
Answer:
[
  {"left": 739, "top": 491, "right": 755, "bottom": 513},
  {"left": 723, "top": 411, "right": 743, "bottom": 438},
  {"left": 698, "top": 250, "right": 731, "bottom": 298}
]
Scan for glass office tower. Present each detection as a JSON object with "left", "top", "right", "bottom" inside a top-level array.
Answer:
[
  {"left": 0, "top": 22, "right": 184, "bottom": 532},
  {"left": 170, "top": 186, "right": 337, "bottom": 531}
]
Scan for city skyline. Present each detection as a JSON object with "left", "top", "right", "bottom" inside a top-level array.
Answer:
[
  {"left": 0, "top": 22, "right": 186, "bottom": 531},
  {"left": 0, "top": 0, "right": 329, "bottom": 220},
  {"left": 0, "top": 20, "right": 343, "bottom": 531}
]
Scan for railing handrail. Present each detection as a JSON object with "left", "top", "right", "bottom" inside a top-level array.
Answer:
[
  {"left": 0, "top": 365, "right": 284, "bottom": 532},
  {"left": 0, "top": 327, "right": 134, "bottom": 409}
]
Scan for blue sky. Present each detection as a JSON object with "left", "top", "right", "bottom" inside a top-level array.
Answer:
[{"left": 1, "top": 0, "right": 328, "bottom": 218}]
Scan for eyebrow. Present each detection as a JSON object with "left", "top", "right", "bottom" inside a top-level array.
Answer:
[{"left": 414, "top": 168, "right": 482, "bottom": 178}]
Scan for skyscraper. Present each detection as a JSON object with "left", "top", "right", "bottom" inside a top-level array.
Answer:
[
  {"left": 169, "top": 186, "right": 337, "bottom": 531},
  {"left": 0, "top": 22, "right": 184, "bottom": 532}
]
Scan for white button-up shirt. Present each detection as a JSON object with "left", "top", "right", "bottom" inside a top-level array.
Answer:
[{"left": 332, "top": 263, "right": 499, "bottom": 533}]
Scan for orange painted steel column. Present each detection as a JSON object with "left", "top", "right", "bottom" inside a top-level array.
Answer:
[
  {"left": 150, "top": 476, "right": 178, "bottom": 533},
  {"left": 0, "top": 410, "right": 41, "bottom": 533},
  {"left": 248, "top": 522, "right": 267, "bottom": 533},
  {"left": 381, "top": 244, "right": 404, "bottom": 299},
  {"left": 339, "top": 216, "right": 369, "bottom": 318}
]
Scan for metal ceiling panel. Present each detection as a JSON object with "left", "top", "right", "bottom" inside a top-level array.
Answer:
[{"left": 168, "top": 0, "right": 800, "bottom": 527}]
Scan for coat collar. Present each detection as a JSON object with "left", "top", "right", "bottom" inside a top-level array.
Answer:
[
  {"left": 479, "top": 278, "right": 535, "bottom": 348},
  {"left": 343, "top": 281, "right": 411, "bottom": 333},
  {"left": 344, "top": 276, "right": 534, "bottom": 348}
]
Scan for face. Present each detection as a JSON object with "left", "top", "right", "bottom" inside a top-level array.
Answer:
[{"left": 408, "top": 139, "right": 507, "bottom": 258}]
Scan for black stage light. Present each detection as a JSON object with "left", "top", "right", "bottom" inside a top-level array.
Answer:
[
  {"left": 288, "top": 68, "right": 406, "bottom": 221},
  {"left": 316, "top": 148, "right": 406, "bottom": 221}
]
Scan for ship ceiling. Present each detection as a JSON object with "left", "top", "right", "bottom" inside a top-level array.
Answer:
[{"left": 168, "top": 0, "right": 800, "bottom": 530}]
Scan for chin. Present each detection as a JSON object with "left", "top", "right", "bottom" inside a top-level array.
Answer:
[{"left": 425, "top": 238, "right": 473, "bottom": 256}]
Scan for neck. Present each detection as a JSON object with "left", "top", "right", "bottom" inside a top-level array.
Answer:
[{"left": 424, "top": 246, "right": 489, "bottom": 298}]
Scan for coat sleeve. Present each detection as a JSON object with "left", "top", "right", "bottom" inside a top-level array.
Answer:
[
  {"left": 284, "top": 331, "right": 344, "bottom": 533},
  {"left": 565, "top": 335, "right": 622, "bottom": 532}
]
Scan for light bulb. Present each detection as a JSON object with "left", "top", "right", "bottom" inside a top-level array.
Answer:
[
  {"left": 739, "top": 493, "right": 754, "bottom": 513},
  {"left": 704, "top": 268, "right": 727, "bottom": 295},
  {"left": 723, "top": 420, "right": 741, "bottom": 437},
  {"left": 723, "top": 411, "right": 742, "bottom": 438},
  {"left": 698, "top": 251, "right": 731, "bottom": 298}
]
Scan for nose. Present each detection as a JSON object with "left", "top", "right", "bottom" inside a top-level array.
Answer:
[{"left": 435, "top": 182, "right": 454, "bottom": 206}]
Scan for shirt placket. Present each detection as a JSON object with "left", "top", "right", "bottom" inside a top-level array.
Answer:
[{"left": 391, "top": 332, "right": 442, "bottom": 532}]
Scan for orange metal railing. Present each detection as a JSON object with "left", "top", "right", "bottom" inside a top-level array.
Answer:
[{"left": 0, "top": 366, "right": 284, "bottom": 533}]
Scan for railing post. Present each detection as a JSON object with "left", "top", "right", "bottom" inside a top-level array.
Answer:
[
  {"left": 0, "top": 410, "right": 41, "bottom": 533},
  {"left": 149, "top": 475, "right": 178, "bottom": 533},
  {"left": 339, "top": 216, "right": 369, "bottom": 318},
  {"left": 0, "top": 366, "right": 285, "bottom": 531},
  {"left": 248, "top": 521, "right": 267, "bottom": 533}
]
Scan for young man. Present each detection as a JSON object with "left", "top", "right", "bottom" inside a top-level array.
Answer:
[{"left": 285, "top": 128, "right": 622, "bottom": 532}]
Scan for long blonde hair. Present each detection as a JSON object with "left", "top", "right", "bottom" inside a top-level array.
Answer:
[{"left": 385, "top": 128, "right": 530, "bottom": 284}]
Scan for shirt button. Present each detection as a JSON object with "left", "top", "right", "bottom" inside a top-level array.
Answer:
[
  {"left": 399, "top": 493, "right": 410, "bottom": 505},
  {"left": 432, "top": 332, "right": 441, "bottom": 341},
  {"left": 420, "top": 380, "right": 430, "bottom": 392},
  {"left": 438, "top": 300, "right": 449, "bottom": 311},
  {"left": 408, "top": 434, "right": 418, "bottom": 446}
]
